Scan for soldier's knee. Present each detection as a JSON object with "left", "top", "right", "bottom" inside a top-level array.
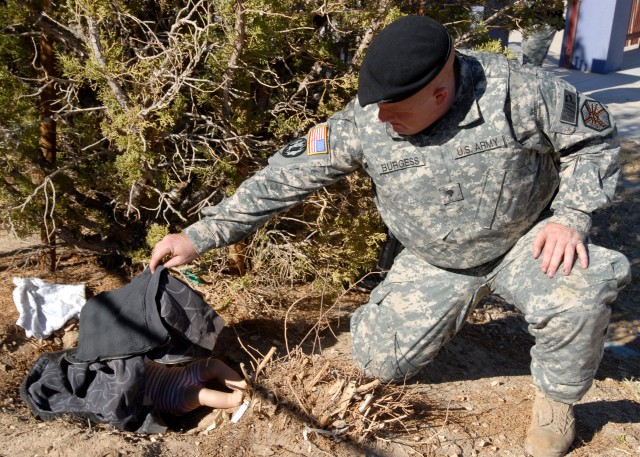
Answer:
[
  {"left": 611, "top": 251, "right": 631, "bottom": 289},
  {"left": 351, "top": 317, "right": 435, "bottom": 383},
  {"left": 351, "top": 318, "right": 408, "bottom": 383},
  {"left": 549, "top": 248, "right": 631, "bottom": 315},
  {"left": 588, "top": 248, "right": 631, "bottom": 307}
]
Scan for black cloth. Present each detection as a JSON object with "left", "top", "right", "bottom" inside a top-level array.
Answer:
[
  {"left": 358, "top": 15, "right": 452, "bottom": 106},
  {"left": 74, "top": 267, "right": 168, "bottom": 361},
  {"left": 21, "top": 266, "right": 225, "bottom": 433},
  {"left": 21, "top": 350, "right": 166, "bottom": 433},
  {"left": 74, "top": 265, "right": 224, "bottom": 363}
]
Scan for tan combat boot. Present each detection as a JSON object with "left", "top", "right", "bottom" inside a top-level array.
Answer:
[{"left": 524, "top": 390, "right": 576, "bottom": 457}]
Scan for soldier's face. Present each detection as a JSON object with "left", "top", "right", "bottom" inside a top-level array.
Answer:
[
  {"left": 377, "top": 82, "right": 453, "bottom": 135},
  {"left": 376, "top": 53, "right": 456, "bottom": 136}
]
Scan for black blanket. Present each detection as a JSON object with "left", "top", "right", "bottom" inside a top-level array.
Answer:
[{"left": 21, "top": 266, "right": 224, "bottom": 433}]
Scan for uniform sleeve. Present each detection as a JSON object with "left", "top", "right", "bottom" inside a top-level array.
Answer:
[
  {"left": 184, "top": 102, "right": 363, "bottom": 254},
  {"left": 511, "top": 65, "right": 621, "bottom": 239}
]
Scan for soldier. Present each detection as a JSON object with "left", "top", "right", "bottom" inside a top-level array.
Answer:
[{"left": 150, "top": 16, "right": 630, "bottom": 457}]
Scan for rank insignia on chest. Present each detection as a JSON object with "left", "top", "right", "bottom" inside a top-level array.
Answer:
[
  {"left": 307, "top": 125, "right": 329, "bottom": 155},
  {"left": 438, "top": 182, "right": 463, "bottom": 205}
]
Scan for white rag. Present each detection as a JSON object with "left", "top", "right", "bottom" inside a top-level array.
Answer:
[{"left": 12, "top": 277, "right": 86, "bottom": 339}]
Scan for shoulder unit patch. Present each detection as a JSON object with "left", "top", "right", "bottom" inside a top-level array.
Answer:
[
  {"left": 581, "top": 100, "right": 611, "bottom": 132},
  {"left": 280, "top": 138, "right": 306, "bottom": 158},
  {"left": 307, "top": 125, "right": 329, "bottom": 155}
]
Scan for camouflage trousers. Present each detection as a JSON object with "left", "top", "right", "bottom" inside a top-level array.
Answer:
[{"left": 350, "top": 219, "right": 630, "bottom": 404}]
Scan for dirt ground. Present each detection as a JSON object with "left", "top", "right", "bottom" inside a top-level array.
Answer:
[{"left": 0, "top": 141, "right": 639, "bottom": 457}]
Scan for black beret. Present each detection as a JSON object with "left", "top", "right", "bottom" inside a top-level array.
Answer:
[{"left": 358, "top": 16, "right": 452, "bottom": 107}]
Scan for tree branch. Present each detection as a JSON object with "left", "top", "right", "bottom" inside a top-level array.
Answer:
[
  {"left": 85, "top": 17, "right": 130, "bottom": 111},
  {"left": 348, "top": 0, "right": 393, "bottom": 73},
  {"left": 222, "top": 0, "right": 247, "bottom": 120},
  {"left": 35, "top": 12, "right": 86, "bottom": 55}
]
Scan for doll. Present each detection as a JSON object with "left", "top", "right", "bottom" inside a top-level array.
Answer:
[{"left": 144, "top": 358, "right": 247, "bottom": 415}]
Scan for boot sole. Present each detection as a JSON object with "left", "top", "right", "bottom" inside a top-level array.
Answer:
[{"left": 524, "top": 439, "right": 566, "bottom": 457}]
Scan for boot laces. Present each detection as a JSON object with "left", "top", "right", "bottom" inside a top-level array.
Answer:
[{"left": 536, "top": 395, "right": 575, "bottom": 435}]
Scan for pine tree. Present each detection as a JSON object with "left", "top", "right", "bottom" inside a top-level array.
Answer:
[{"left": 1, "top": 0, "right": 560, "bottom": 281}]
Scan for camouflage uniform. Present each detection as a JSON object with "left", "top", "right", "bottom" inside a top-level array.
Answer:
[{"left": 184, "top": 51, "right": 630, "bottom": 404}]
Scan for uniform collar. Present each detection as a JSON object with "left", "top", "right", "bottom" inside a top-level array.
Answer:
[
  {"left": 436, "top": 54, "right": 483, "bottom": 130},
  {"left": 452, "top": 55, "right": 483, "bottom": 127}
]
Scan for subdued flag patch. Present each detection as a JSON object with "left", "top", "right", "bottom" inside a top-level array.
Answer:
[{"left": 307, "top": 125, "right": 329, "bottom": 155}]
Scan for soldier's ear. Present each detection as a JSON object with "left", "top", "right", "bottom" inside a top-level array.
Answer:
[{"left": 433, "top": 86, "right": 449, "bottom": 105}]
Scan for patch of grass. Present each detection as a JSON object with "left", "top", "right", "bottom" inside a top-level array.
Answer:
[{"left": 622, "top": 377, "right": 640, "bottom": 402}]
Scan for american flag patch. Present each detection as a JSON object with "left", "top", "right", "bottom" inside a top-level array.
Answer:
[{"left": 307, "top": 125, "right": 329, "bottom": 155}]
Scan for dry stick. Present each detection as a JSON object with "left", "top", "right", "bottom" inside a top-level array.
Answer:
[
  {"left": 297, "top": 263, "right": 387, "bottom": 353},
  {"left": 328, "top": 378, "right": 345, "bottom": 401},
  {"left": 358, "top": 394, "right": 375, "bottom": 414},
  {"left": 294, "top": 287, "right": 348, "bottom": 352},
  {"left": 253, "top": 346, "right": 277, "bottom": 383},
  {"left": 234, "top": 331, "right": 259, "bottom": 366},
  {"left": 305, "top": 360, "right": 331, "bottom": 393},
  {"left": 283, "top": 297, "right": 306, "bottom": 356},
  {"left": 422, "top": 399, "right": 454, "bottom": 445},
  {"left": 326, "top": 381, "right": 358, "bottom": 419},
  {"left": 453, "top": 0, "right": 523, "bottom": 47},
  {"left": 286, "top": 375, "right": 312, "bottom": 417},
  {"left": 233, "top": 330, "right": 260, "bottom": 383},
  {"left": 86, "top": 18, "right": 129, "bottom": 111},
  {"left": 385, "top": 439, "right": 427, "bottom": 457},
  {"left": 382, "top": 414, "right": 408, "bottom": 424},
  {"left": 348, "top": 0, "right": 392, "bottom": 72},
  {"left": 238, "top": 363, "right": 252, "bottom": 384},
  {"left": 355, "top": 379, "right": 381, "bottom": 394}
]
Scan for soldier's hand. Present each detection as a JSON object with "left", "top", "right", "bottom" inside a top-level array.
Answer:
[
  {"left": 532, "top": 222, "right": 588, "bottom": 278},
  {"left": 149, "top": 233, "right": 199, "bottom": 273}
]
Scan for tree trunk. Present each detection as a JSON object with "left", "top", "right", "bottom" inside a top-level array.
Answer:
[{"left": 39, "top": 0, "right": 57, "bottom": 272}]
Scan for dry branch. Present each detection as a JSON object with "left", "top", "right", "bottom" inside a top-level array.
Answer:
[
  {"left": 31, "top": 10, "right": 86, "bottom": 54},
  {"left": 253, "top": 346, "right": 277, "bottom": 383},
  {"left": 85, "top": 18, "right": 130, "bottom": 111}
]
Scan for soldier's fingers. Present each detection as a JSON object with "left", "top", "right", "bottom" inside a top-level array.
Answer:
[
  {"left": 161, "top": 256, "right": 183, "bottom": 270},
  {"left": 149, "top": 251, "right": 164, "bottom": 273},
  {"left": 149, "top": 242, "right": 171, "bottom": 273},
  {"left": 540, "top": 238, "right": 557, "bottom": 275},
  {"left": 531, "top": 228, "right": 547, "bottom": 259},
  {"left": 577, "top": 241, "right": 589, "bottom": 269},
  {"left": 562, "top": 244, "right": 577, "bottom": 276},
  {"left": 545, "top": 244, "right": 565, "bottom": 278}
]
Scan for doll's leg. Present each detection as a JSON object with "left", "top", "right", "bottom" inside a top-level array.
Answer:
[
  {"left": 183, "top": 385, "right": 244, "bottom": 409},
  {"left": 181, "top": 385, "right": 243, "bottom": 409},
  {"left": 180, "top": 359, "right": 247, "bottom": 410},
  {"left": 196, "top": 358, "right": 247, "bottom": 391}
]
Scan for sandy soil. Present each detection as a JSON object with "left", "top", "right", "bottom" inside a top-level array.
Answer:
[{"left": 0, "top": 142, "right": 638, "bottom": 457}]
